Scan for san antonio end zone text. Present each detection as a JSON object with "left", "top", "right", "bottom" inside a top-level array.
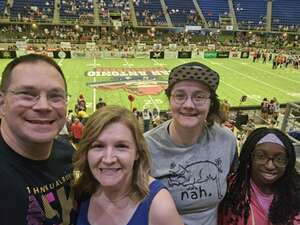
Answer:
[{"left": 86, "top": 67, "right": 169, "bottom": 77}]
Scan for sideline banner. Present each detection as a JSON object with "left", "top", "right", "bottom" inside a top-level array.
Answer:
[
  {"left": 230, "top": 51, "right": 241, "bottom": 58},
  {"left": 204, "top": 51, "right": 217, "bottom": 58},
  {"left": 135, "top": 51, "right": 149, "bottom": 59},
  {"left": 53, "top": 51, "right": 71, "bottom": 59},
  {"left": 102, "top": 51, "right": 121, "bottom": 58},
  {"left": 72, "top": 51, "right": 86, "bottom": 58},
  {"left": 241, "top": 51, "right": 250, "bottom": 58},
  {"left": 0, "top": 50, "right": 16, "bottom": 58},
  {"left": 164, "top": 51, "right": 177, "bottom": 59},
  {"left": 150, "top": 51, "right": 164, "bottom": 59},
  {"left": 217, "top": 51, "right": 230, "bottom": 58},
  {"left": 178, "top": 51, "right": 192, "bottom": 59}
]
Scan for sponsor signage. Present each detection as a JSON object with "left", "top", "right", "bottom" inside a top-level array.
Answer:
[
  {"left": 178, "top": 51, "right": 192, "bottom": 59},
  {"left": 72, "top": 51, "right": 86, "bottom": 58},
  {"left": 226, "top": 25, "right": 233, "bottom": 31},
  {"left": 204, "top": 51, "right": 218, "bottom": 58},
  {"left": 230, "top": 51, "right": 241, "bottom": 58},
  {"left": 150, "top": 51, "right": 164, "bottom": 59},
  {"left": 217, "top": 51, "right": 230, "bottom": 58},
  {"left": 60, "top": 42, "right": 71, "bottom": 49},
  {"left": 185, "top": 25, "right": 202, "bottom": 31},
  {"left": 169, "top": 44, "right": 177, "bottom": 50},
  {"left": 0, "top": 51, "right": 16, "bottom": 58},
  {"left": 241, "top": 51, "right": 250, "bottom": 58},
  {"left": 53, "top": 51, "right": 71, "bottom": 59}
]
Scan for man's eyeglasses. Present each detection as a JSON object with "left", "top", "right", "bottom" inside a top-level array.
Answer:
[
  {"left": 6, "top": 89, "right": 67, "bottom": 108},
  {"left": 171, "top": 92, "right": 211, "bottom": 106},
  {"left": 251, "top": 150, "right": 288, "bottom": 168}
]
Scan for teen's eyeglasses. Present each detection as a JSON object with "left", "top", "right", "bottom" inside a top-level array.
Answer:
[
  {"left": 171, "top": 92, "right": 210, "bottom": 106},
  {"left": 251, "top": 150, "right": 288, "bottom": 168}
]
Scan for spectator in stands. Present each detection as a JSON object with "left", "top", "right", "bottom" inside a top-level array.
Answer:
[
  {"left": 220, "top": 99, "right": 230, "bottom": 121},
  {"left": 70, "top": 117, "right": 84, "bottom": 146},
  {"left": 77, "top": 109, "right": 89, "bottom": 125},
  {"left": 75, "top": 93, "right": 86, "bottom": 113},
  {"left": 144, "top": 62, "right": 238, "bottom": 225},
  {"left": 219, "top": 127, "right": 300, "bottom": 225},
  {"left": 142, "top": 108, "right": 151, "bottom": 132},
  {"left": 272, "top": 97, "right": 280, "bottom": 125},
  {"left": 0, "top": 54, "right": 75, "bottom": 224},
  {"left": 73, "top": 105, "right": 183, "bottom": 225},
  {"left": 260, "top": 98, "right": 269, "bottom": 122},
  {"left": 268, "top": 99, "right": 276, "bottom": 125},
  {"left": 272, "top": 55, "right": 278, "bottom": 69},
  {"left": 67, "top": 109, "right": 75, "bottom": 130},
  {"left": 95, "top": 97, "right": 106, "bottom": 110}
]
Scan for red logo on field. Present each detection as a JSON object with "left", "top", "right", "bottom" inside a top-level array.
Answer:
[{"left": 87, "top": 67, "right": 169, "bottom": 95}]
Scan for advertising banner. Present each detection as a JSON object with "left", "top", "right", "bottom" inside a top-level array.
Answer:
[
  {"left": 0, "top": 51, "right": 17, "bottom": 58},
  {"left": 241, "top": 51, "right": 250, "bottom": 58},
  {"left": 150, "top": 51, "right": 164, "bottom": 59},
  {"left": 217, "top": 51, "right": 230, "bottom": 58},
  {"left": 178, "top": 51, "right": 192, "bottom": 59},
  {"left": 230, "top": 51, "right": 241, "bottom": 58},
  {"left": 204, "top": 51, "right": 217, "bottom": 58},
  {"left": 53, "top": 51, "right": 71, "bottom": 59}
]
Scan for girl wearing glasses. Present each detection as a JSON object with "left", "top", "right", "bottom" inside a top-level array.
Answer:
[
  {"left": 145, "top": 62, "right": 238, "bottom": 225},
  {"left": 219, "top": 127, "right": 300, "bottom": 225}
]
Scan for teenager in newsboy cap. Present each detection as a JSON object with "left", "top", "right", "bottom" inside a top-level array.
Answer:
[{"left": 144, "top": 62, "right": 238, "bottom": 225}]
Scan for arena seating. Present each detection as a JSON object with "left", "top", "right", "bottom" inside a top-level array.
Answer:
[
  {"left": 272, "top": 0, "right": 300, "bottom": 31},
  {"left": 197, "top": 0, "right": 229, "bottom": 25},
  {"left": 134, "top": 0, "right": 166, "bottom": 26},
  {"left": 0, "top": 0, "right": 5, "bottom": 13},
  {"left": 233, "top": 0, "right": 267, "bottom": 30},
  {"left": 10, "top": 0, "right": 54, "bottom": 21},
  {"left": 99, "top": 0, "right": 131, "bottom": 22},
  {"left": 60, "top": 0, "right": 93, "bottom": 22},
  {"left": 165, "top": 0, "right": 199, "bottom": 27},
  {"left": 103, "top": 0, "right": 129, "bottom": 11},
  {"left": 1, "top": 0, "right": 300, "bottom": 32}
]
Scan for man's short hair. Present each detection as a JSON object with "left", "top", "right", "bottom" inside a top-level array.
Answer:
[{"left": 1, "top": 54, "right": 67, "bottom": 92}]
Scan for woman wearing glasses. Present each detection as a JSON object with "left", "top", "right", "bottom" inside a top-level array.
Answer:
[
  {"left": 219, "top": 127, "right": 300, "bottom": 225},
  {"left": 144, "top": 62, "right": 238, "bottom": 225}
]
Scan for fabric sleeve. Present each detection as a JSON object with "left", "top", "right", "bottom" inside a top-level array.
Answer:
[{"left": 0, "top": 167, "right": 27, "bottom": 225}]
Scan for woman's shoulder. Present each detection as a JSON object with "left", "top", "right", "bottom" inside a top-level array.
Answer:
[{"left": 148, "top": 179, "right": 183, "bottom": 225}]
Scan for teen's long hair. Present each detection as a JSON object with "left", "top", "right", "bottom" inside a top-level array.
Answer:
[{"left": 220, "top": 127, "right": 300, "bottom": 225}]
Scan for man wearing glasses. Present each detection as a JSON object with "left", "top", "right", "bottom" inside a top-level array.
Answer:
[{"left": 0, "top": 54, "right": 75, "bottom": 224}]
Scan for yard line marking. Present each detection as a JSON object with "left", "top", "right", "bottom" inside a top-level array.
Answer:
[
  {"left": 232, "top": 60, "right": 300, "bottom": 85},
  {"left": 87, "top": 57, "right": 102, "bottom": 67},
  {"left": 148, "top": 95, "right": 160, "bottom": 113},
  {"left": 58, "top": 59, "right": 64, "bottom": 66},
  {"left": 179, "top": 59, "right": 188, "bottom": 64},
  {"left": 92, "top": 57, "right": 99, "bottom": 112},
  {"left": 151, "top": 59, "right": 165, "bottom": 66},
  {"left": 123, "top": 58, "right": 133, "bottom": 67},
  {"left": 221, "top": 80, "right": 261, "bottom": 103},
  {"left": 202, "top": 59, "right": 292, "bottom": 96},
  {"left": 210, "top": 62, "right": 220, "bottom": 65}
]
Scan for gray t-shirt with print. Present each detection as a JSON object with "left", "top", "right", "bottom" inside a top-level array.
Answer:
[{"left": 144, "top": 120, "right": 237, "bottom": 225}]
